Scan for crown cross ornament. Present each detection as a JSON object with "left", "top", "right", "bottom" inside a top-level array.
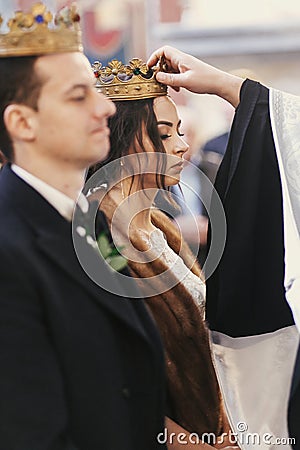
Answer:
[
  {"left": 93, "top": 57, "right": 168, "bottom": 101},
  {"left": 0, "top": 2, "right": 82, "bottom": 57}
]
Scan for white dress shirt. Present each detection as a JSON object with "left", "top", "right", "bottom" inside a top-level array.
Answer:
[{"left": 11, "top": 164, "right": 88, "bottom": 221}]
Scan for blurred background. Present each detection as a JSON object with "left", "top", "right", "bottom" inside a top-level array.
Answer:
[{"left": 1, "top": 0, "right": 300, "bottom": 147}]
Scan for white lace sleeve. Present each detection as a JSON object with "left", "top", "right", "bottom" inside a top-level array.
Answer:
[{"left": 149, "top": 229, "right": 206, "bottom": 309}]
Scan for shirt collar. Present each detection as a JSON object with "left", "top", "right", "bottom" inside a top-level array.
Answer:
[{"left": 11, "top": 164, "right": 88, "bottom": 222}]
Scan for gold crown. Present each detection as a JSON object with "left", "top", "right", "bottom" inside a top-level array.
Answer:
[
  {"left": 0, "top": 2, "right": 82, "bottom": 58},
  {"left": 92, "top": 58, "right": 168, "bottom": 101}
]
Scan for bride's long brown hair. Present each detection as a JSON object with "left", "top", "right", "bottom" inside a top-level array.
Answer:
[{"left": 88, "top": 97, "right": 171, "bottom": 194}]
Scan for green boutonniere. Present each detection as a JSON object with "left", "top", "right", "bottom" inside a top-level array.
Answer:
[
  {"left": 97, "top": 232, "right": 128, "bottom": 272},
  {"left": 74, "top": 199, "right": 127, "bottom": 273}
]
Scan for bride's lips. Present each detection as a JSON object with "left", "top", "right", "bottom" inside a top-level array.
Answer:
[{"left": 169, "top": 160, "right": 184, "bottom": 170}]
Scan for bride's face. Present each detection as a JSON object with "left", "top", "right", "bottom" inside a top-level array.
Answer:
[
  {"left": 153, "top": 96, "right": 189, "bottom": 185},
  {"left": 125, "top": 96, "right": 189, "bottom": 190}
]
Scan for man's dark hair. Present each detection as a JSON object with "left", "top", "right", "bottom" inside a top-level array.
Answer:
[{"left": 0, "top": 56, "right": 44, "bottom": 161}]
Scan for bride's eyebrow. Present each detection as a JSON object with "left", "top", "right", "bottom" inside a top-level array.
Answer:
[{"left": 157, "top": 120, "right": 173, "bottom": 127}]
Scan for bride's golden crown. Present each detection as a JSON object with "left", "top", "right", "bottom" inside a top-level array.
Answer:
[
  {"left": 0, "top": 2, "right": 82, "bottom": 57},
  {"left": 92, "top": 58, "right": 168, "bottom": 101}
]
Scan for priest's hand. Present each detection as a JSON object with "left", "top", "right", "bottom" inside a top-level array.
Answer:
[{"left": 147, "top": 45, "right": 243, "bottom": 108}]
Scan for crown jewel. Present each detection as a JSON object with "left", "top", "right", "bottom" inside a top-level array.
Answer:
[
  {"left": 0, "top": 2, "right": 82, "bottom": 58},
  {"left": 92, "top": 58, "right": 168, "bottom": 101}
]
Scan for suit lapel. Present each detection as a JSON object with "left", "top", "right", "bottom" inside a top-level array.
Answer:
[{"left": 39, "top": 225, "right": 156, "bottom": 347}]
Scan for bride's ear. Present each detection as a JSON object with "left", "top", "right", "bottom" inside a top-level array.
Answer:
[{"left": 3, "top": 104, "right": 37, "bottom": 142}]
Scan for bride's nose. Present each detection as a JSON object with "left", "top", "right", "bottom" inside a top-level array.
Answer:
[{"left": 175, "top": 136, "right": 189, "bottom": 156}]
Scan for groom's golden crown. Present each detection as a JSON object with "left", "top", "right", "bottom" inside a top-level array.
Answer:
[
  {"left": 0, "top": 2, "right": 82, "bottom": 58},
  {"left": 93, "top": 58, "right": 168, "bottom": 101}
]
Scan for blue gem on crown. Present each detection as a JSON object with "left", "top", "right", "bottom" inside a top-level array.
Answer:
[{"left": 35, "top": 14, "right": 44, "bottom": 24}]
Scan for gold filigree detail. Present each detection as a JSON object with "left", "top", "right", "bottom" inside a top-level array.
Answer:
[
  {"left": 0, "top": 2, "right": 82, "bottom": 57},
  {"left": 31, "top": 2, "right": 52, "bottom": 25},
  {"left": 102, "top": 59, "right": 128, "bottom": 77},
  {"left": 93, "top": 57, "right": 168, "bottom": 101},
  {"left": 55, "top": 4, "right": 80, "bottom": 28},
  {"left": 92, "top": 60, "right": 102, "bottom": 75},
  {"left": 128, "top": 58, "right": 148, "bottom": 75},
  {"left": 8, "top": 3, "right": 52, "bottom": 32}
]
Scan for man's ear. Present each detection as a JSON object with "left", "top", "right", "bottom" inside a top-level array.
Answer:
[{"left": 3, "top": 104, "right": 37, "bottom": 142}]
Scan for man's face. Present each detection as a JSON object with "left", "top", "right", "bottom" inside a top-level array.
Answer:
[{"left": 32, "top": 52, "right": 115, "bottom": 169}]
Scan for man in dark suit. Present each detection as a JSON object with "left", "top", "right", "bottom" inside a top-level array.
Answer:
[
  {"left": 148, "top": 46, "right": 300, "bottom": 448},
  {"left": 0, "top": 5, "right": 166, "bottom": 450}
]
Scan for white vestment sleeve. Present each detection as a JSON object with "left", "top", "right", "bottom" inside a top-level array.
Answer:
[
  {"left": 269, "top": 89, "right": 300, "bottom": 332},
  {"left": 211, "top": 327, "right": 299, "bottom": 449}
]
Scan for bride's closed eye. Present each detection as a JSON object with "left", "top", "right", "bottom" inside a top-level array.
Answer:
[{"left": 160, "top": 133, "right": 172, "bottom": 140}]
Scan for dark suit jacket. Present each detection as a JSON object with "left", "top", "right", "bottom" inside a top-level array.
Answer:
[
  {"left": 206, "top": 80, "right": 299, "bottom": 447},
  {"left": 0, "top": 165, "right": 166, "bottom": 450}
]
